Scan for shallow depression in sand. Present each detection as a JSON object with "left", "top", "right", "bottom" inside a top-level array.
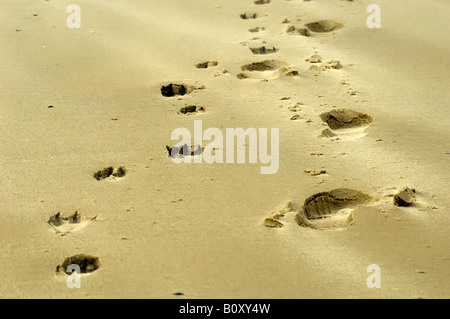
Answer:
[
  {"left": 296, "top": 189, "right": 372, "bottom": 230},
  {"left": 195, "top": 61, "right": 218, "bottom": 69},
  {"left": 305, "top": 20, "right": 344, "bottom": 33},
  {"left": 237, "top": 60, "right": 297, "bottom": 80},
  {"left": 320, "top": 109, "right": 373, "bottom": 130}
]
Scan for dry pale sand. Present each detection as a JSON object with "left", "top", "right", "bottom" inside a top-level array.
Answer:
[{"left": 1, "top": 0, "right": 449, "bottom": 299}]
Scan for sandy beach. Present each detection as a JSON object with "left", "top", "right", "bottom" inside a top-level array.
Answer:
[{"left": 1, "top": 0, "right": 449, "bottom": 298}]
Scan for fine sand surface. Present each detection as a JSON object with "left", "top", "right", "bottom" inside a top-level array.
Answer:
[{"left": 1, "top": 0, "right": 449, "bottom": 298}]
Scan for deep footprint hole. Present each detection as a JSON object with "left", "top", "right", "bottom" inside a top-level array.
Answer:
[
  {"left": 161, "top": 83, "right": 187, "bottom": 97},
  {"left": 57, "top": 254, "right": 100, "bottom": 275}
]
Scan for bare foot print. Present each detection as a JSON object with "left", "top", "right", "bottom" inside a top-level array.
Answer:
[
  {"left": 287, "top": 20, "right": 343, "bottom": 37},
  {"left": 195, "top": 61, "right": 218, "bottom": 69},
  {"left": 310, "top": 60, "right": 343, "bottom": 71},
  {"left": 56, "top": 254, "right": 100, "bottom": 275},
  {"left": 166, "top": 144, "right": 203, "bottom": 159},
  {"left": 94, "top": 166, "right": 128, "bottom": 181},
  {"left": 319, "top": 109, "right": 373, "bottom": 140},
  {"left": 296, "top": 188, "right": 372, "bottom": 230},
  {"left": 263, "top": 201, "right": 294, "bottom": 228},
  {"left": 254, "top": 0, "right": 271, "bottom": 4},
  {"left": 161, "top": 83, "right": 204, "bottom": 97},
  {"left": 237, "top": 60, "right": 298, "bottom": 80},
  {"left": 249, "top": 27, "right": 265, "bottom": 33},
  {"left": 250, "top": 46, "right": 279, "bottom": 55},
  {"left": 240, "top": 13, "right": 261, "bottom": 20},
  {"left": 305, "top": 20, "right": 344, "bottom": 33},
  {"left": 178, "top": 105, "right": 205, "bottom": 115},
  {"left": 48, "top": 211, "right": 96, "bottom": 236}
]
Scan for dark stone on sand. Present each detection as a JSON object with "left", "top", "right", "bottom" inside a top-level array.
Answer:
[{"left": 393, "top": 187, "right": 415, "bottom": 207}]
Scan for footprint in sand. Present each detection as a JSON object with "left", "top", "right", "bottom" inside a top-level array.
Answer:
[
  {"left": 319, "top": 109, "right": 373, "bottom": 140},
  {"left": 166, "top": 144, "right": 204, "bottom": 159},
  {"left": 254, "top": 0, "right": 271, "bottom": 4},
  {"left": 48, "top": 211, "right": 97, "bottom": 236},
  {"left": 94, "top": 166, "right": 128, "bottom": 181},
  {"left": 250, "top": 46, "right": 279, "bottom": 55},
  {"left": 195, "top": 61, "right": 218, "bottom": 69},
  {"left": 296, "top": 188, "right": 372, "bottom": 230},
  {"left": 305, "top": 20, "right": 344, "bottom": 33},
  {"left": 263, "top": 201, "right": 294, "bottom": 228},
  {"left": 249, "top": 26, "right": 265, "bottom": 33},
  {"left": 240, "top": 13, "right": 261, "bottom": 20},
  {"left": 161, "top": 83, "right": 204, "bottom": 97},
  {"left": 310, "top": 60, "right": 343, "bottom": 71},
  {"left": 178, "top": 105, "right": 205, "bottom": 115},
  {"left": 56, "top": 254, "right": 100, "bottom": 275},
  {"left": 237, "top": 60, "right": 298, "bottom": 80},
  {"left": 286, "top": 25, "right": 311, "bottom": 37},
  {"left": 287, "top": 20, "right": 343, "bottom": 37}
]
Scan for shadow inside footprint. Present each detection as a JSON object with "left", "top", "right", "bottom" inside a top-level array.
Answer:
[
  {"left": 238, "top": 60, "right": 295, "bottom": 80},
  {"left": 93, "top": 167, "right": 113, "bottom": 181},
  {"left": 297, "top": 189, "right": 371, "bottom": 230},
  {"left": 305, "top": 20, "right": 343, "bottom": 33},
  {"left": 195, "top": 61, "right": 218, "bottom": 69},
  {"left": 94, "top": 166, "right": 127, "bottom": 180},
  {"left": 166, "top": 144, "right": 203, "bottom": 158},
  {"left": 48, "top": 211, "right": 96, "bottom": 236},
  {"left": 249, "top": 27, "right": 265, "bottom": 33},
  {"left": 112, "top": 166, "right": 127, "bottom": 178},
  {"left": 250, "top": 46, "right": 279, "bottom": 55},
  {"left": 48, "top": 212, "right": 81, "bottom": 227},
  {"left": 178, "top": 105, "right": 205, "bottom": 115},
  {"left": 320, "top": 109, "right": 373, "bottom": 130},
  {"left": 302, "top": 189, "right": 371, "bottom": 220},
  {"left": 241, "top": 60, "right": 286, "bottom": 72},
  {"left": 161, "top": 83, "right": 187, "bottom": 97},
  {"left": 240, "top": 13, "right": 259, "bottom": 20},
  {"left": 57, "top": 254, "right": 100, "bottom": 275}
]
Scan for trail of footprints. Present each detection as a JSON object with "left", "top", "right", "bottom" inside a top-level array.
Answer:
[
  {"left": 236, "top": 0, "right": 435, "bottom": 230},
  {"left": 48, "top": 0, "right": 435, "bottom": 285}
]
